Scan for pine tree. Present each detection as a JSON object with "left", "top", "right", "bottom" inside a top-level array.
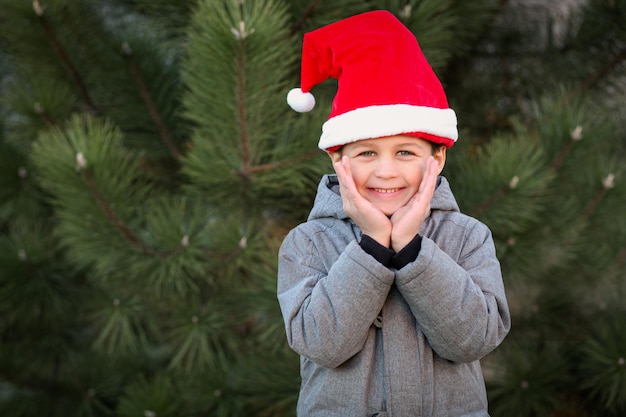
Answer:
[{"left": 0, "top": 1, "right": 624, "bottom": 417}]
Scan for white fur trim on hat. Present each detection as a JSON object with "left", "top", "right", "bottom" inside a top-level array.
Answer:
[{"left": 318, "top": 104, "right": 457, "bottom": 150}]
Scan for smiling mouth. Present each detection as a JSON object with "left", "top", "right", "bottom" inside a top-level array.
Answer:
[{"left": 372, "top": 188, "right": 402, "bottom": 194}]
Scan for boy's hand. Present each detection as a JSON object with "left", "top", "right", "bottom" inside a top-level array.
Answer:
[
  {"left": 334, "top": 156, "right": 392, "bottom": 247},
  {"left": 390, "top": 156, "right": 438, "bottom": 252}
]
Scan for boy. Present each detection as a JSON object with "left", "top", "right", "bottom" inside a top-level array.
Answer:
[{"left": 278, "top": 10, "right": 510, "bottom": 417}]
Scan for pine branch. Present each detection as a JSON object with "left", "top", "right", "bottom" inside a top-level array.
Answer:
[
  {"left": 469, "top": 176, "right": 519, "bottom": 218},
  {"left": 244, "top": 150, "right": 320, "bottom": 175},
  {"left": 571, "top": 47, "right": 626, "bottom": 99},
  {"left": 121, "top": 42, "right": 182, "bottom": 161},
  {"left": 235, "top": 40, "right": 251, "bottom": 176},
  {"left": 290, "top": 0, "right": 322, "bottom": 35},
  {"left": 583, "top": 174, "right": 615, "bottom": 219},
  {"left": 33, "top": 102, "right": 59, "bottom": 128},
  {"left": 81, "top": 168, "right": 149, "bottom": 252},
  {"left": 550, "top": 126, "right": 583, "bottom": 172},
  {"left": 550, "top": 139, "right": 576, "bottom": 173},
  {"left": 469, "top": 186, "right": 507, "bottom": 218},
  {"left": 469, "top": 120, "right": 580, "bottom": 221},
  {"left": 583, "top": 188, "right": 608, "bottom": 219},
  {"left": 33, "top": 1, "right": 97, "bottom": 115},
  {"left": 78, "top": 165, "right": 184, "bottom": 259}
]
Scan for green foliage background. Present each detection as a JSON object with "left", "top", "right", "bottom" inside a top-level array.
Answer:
[{"left": 0, "top": 0, "right": 624, "bottom": 416}]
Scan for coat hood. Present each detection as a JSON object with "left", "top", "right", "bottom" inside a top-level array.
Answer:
[{"left": 307, "top": 174, "right": 460, "bottom": 222}]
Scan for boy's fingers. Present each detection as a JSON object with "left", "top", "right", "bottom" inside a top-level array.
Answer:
[
  {"left": 335, "top": 156, "right": 357, "bottom": 194},
  {"left": 333, "top": 160, "right": 345, "bottom": 181},
  {"left": 413, "top": 157, "right": 434, "bottom": 197},
  {"left": 341, "top": 155, "right": 353, "bottom": 181},
  {"left": 422, "top": 157, "right": 438, "bottom": 193}
]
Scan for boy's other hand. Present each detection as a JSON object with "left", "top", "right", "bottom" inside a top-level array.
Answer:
[
  {"left": 334, "top": 156, "right": 392, "bottom": 247},
  {"left": 390, "top": 156, "right": 438, "bottom": 252}
]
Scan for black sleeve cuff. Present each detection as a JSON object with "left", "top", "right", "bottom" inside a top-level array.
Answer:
[
  {"left": 359, "top": 235, "right": 395, "bottom": 267},
  {"left": 391, "top": 234, "right": 422, "bottom": 269}
]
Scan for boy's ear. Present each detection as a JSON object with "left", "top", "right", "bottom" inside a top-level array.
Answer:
[
  {"left": 328, "top": 150, "right": 342, "bottom": 163},
  {"left": 434, "top": 146, "right": 447, "bottom": 175}
]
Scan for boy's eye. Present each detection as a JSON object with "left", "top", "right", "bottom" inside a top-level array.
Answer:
[
  {"left": 358, "top": 151, "right": 375, "bottom": 157},
  {"left": 397, "top": 150, "right": 415, "bottom": 156}
]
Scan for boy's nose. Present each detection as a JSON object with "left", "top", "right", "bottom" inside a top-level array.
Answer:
[{"left": 373, "top": 159, "right": 398, "bottom": 178}]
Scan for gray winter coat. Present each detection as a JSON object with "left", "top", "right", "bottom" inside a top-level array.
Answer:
[{"left": 277, "top": 174, "right": 510, "bottom": 417}]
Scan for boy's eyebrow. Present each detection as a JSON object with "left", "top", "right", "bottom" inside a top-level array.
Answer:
[
  {"left": 395, "top": 142, "right": 428, "bottom": 151},
  {"left": 348, "top": 140, "right": 428, "bottom": 152},
  {"left": 348, "top": 142, "right": 374, "bottom": 151}
]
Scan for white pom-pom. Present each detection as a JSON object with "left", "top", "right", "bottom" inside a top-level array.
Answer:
[{"left": 287, "top": 88, "right": 315, "bottom": 112}]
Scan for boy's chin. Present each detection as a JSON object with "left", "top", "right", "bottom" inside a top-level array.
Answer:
[
  {"left": 370, "top": 197, "right": 410, "bottom": 216},
  {"left": 379, "top": 206, "right": 400, "bottom": 217}
]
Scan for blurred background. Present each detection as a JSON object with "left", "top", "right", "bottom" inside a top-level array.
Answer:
[{"left": 0, "top": 0, "right": 624, "bottom": 416}]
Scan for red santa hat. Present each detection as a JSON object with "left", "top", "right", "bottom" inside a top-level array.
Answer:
[{"left": 287, "top": 10, "right": 458, "bottom": 151}]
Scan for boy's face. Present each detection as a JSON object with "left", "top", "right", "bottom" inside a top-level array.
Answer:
[{"left": 330, "top": 135, "right": 446, "bottom": 216}]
